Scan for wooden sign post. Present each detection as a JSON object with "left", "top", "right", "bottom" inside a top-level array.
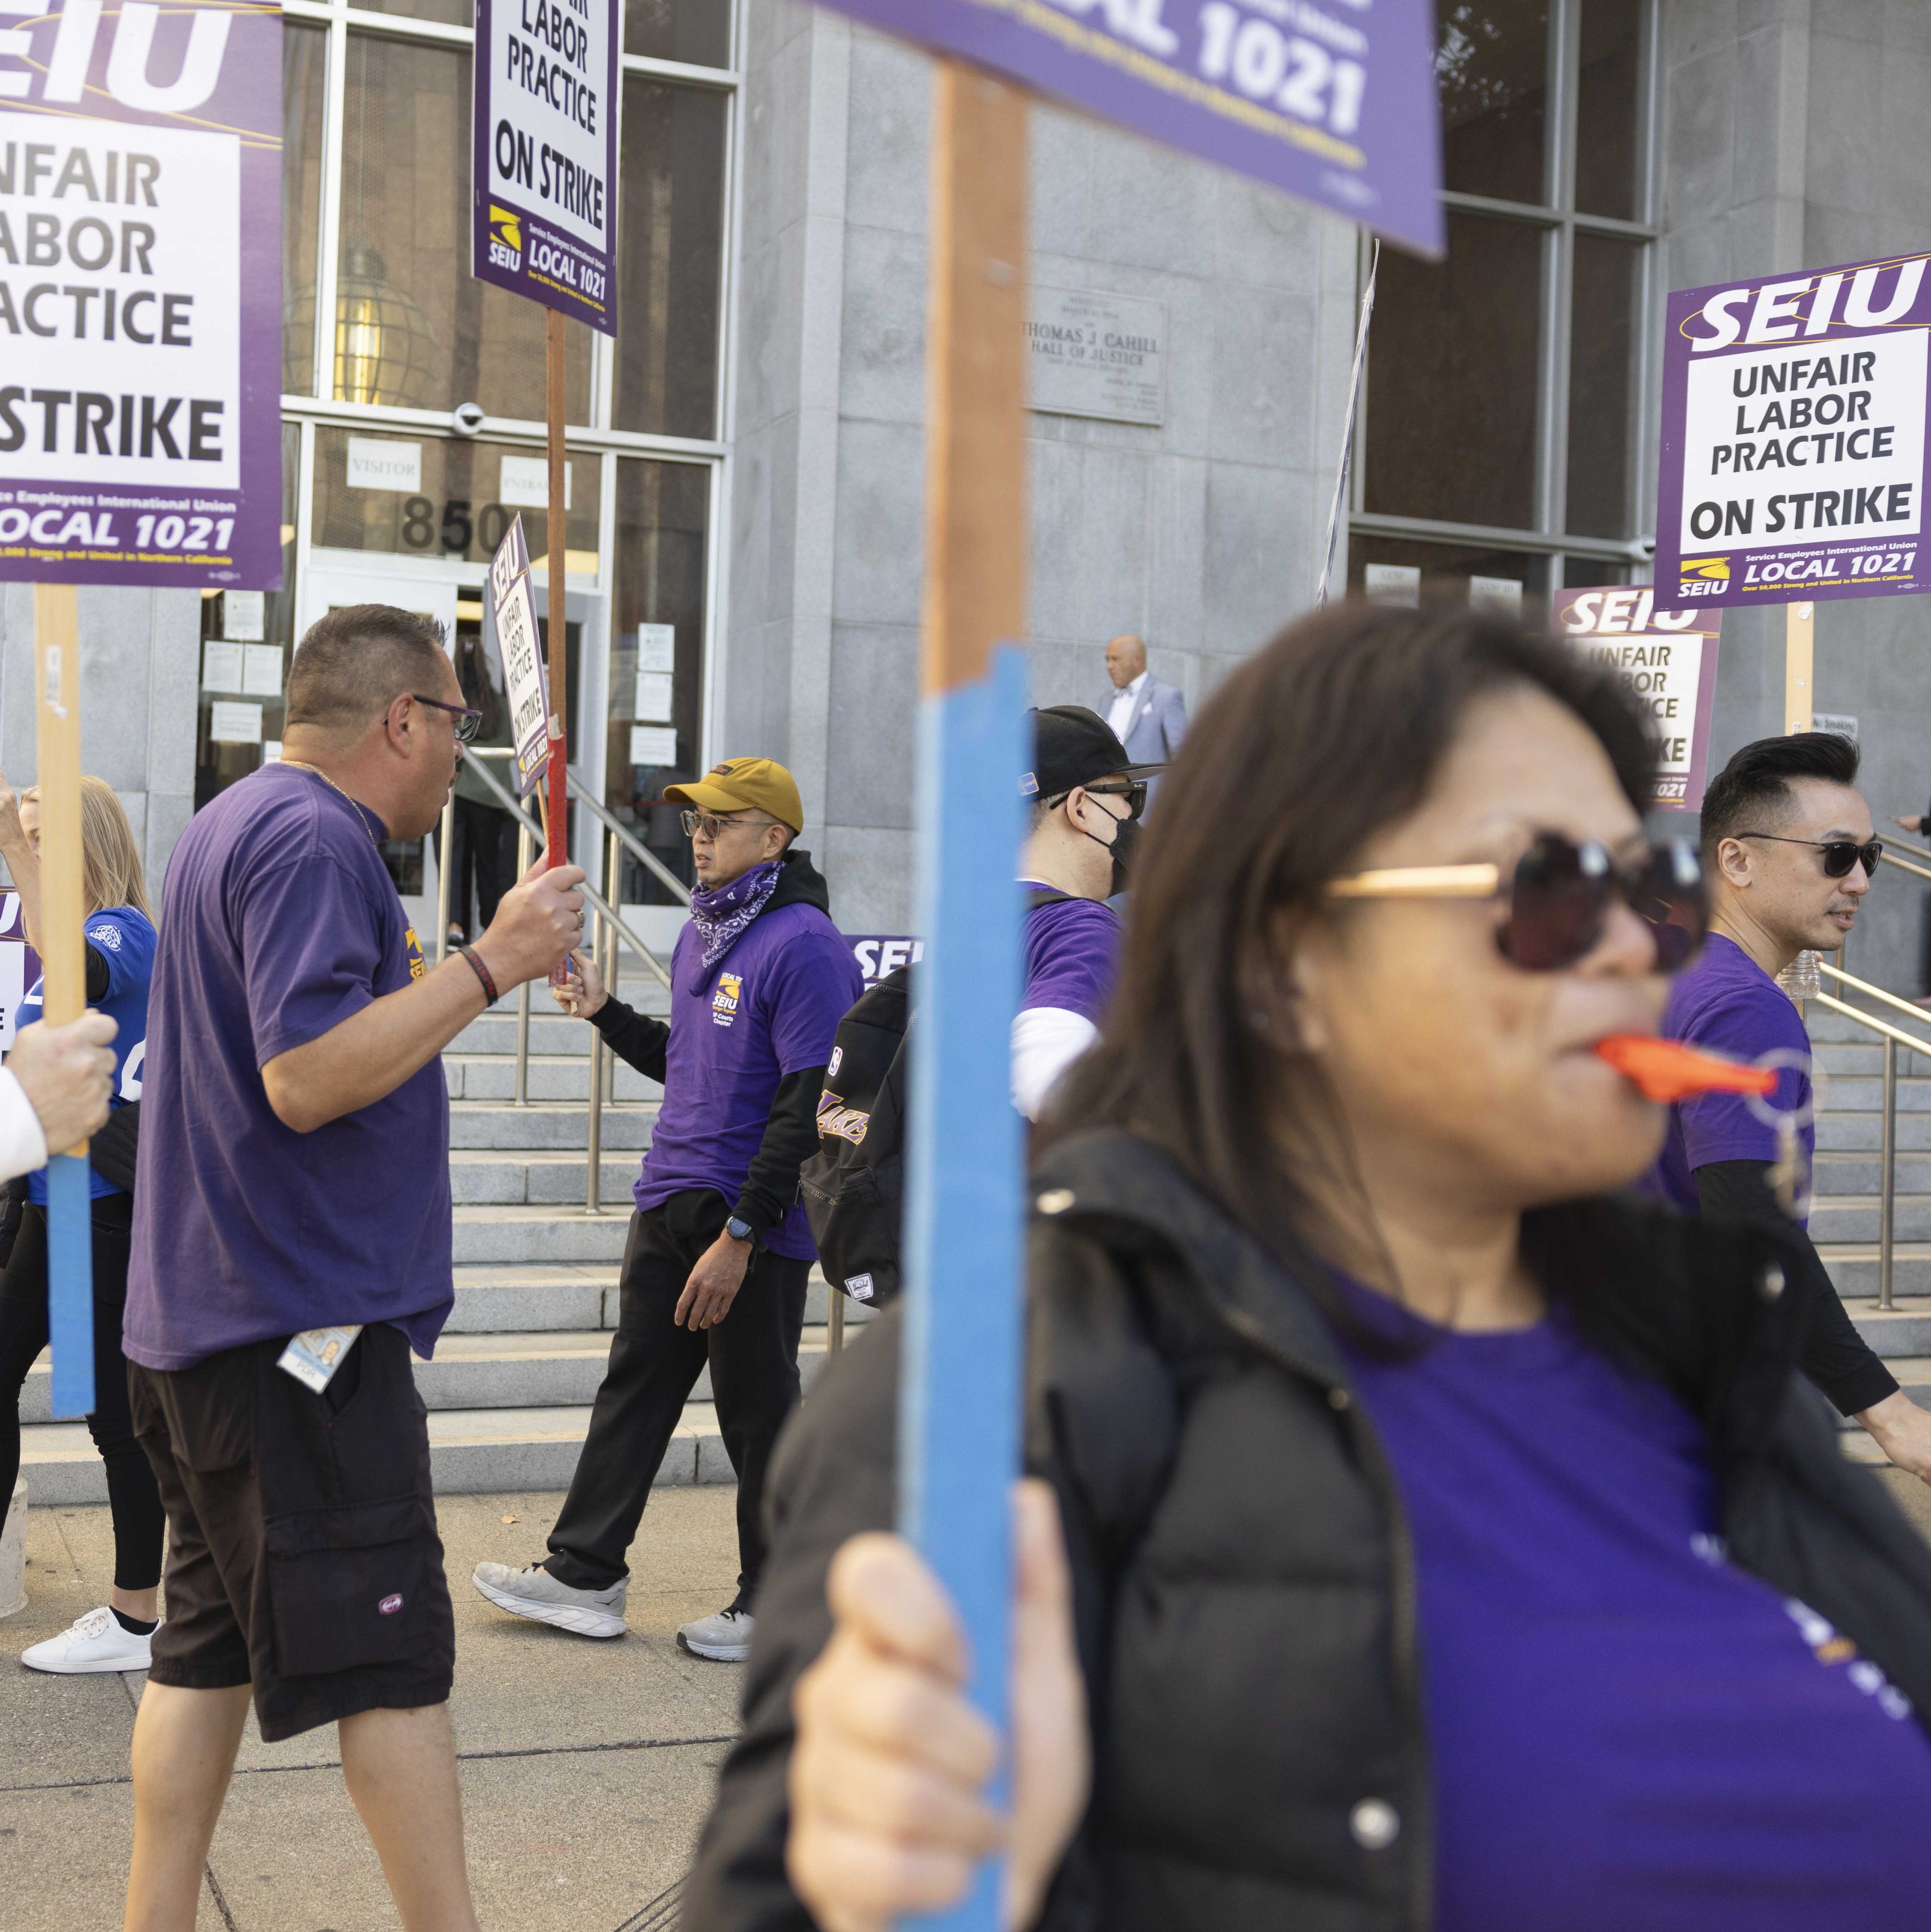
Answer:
[
  {"left": 898, "top": 59, "right": 1031, "bottom": 1932},
  {"left": 1785, "top": 601, "right": 1815, "bottom": 735},
  {"left": 33, "top": 587, "right": 94, "bottom": 1418}
]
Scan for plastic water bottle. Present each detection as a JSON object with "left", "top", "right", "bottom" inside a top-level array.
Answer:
[{"left": 1776, "top": 949, "right": 1822, "bottom": 1004}]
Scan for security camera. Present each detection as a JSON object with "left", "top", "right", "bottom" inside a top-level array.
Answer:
[{"left": 452, "top": 402, "right": 487, "bottom": 438}]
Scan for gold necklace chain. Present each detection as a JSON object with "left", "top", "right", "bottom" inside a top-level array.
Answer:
[{"left": 279, "top": 759, "right": 380, "bottom": 848}]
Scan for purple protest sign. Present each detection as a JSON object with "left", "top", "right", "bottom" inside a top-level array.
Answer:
[
  {"left": 814, "top": 0, "right": 1442, "bottom": 257},
  {"left": 1656, "top": 253, "right": 1930, "bottom": 613},
  {"left": 472, "top": 0, "right": 621, "bottom": 335},
  {"left": 1555, "top": 587, "right": 1722, "bottom": 815},
  {"left": 0, "top": 0, "right": 283, "bottom": 591}
]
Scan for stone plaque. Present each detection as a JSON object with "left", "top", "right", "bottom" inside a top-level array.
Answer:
[{"left": 1027, "top": 289, "right": 1166, "bottom": 427}]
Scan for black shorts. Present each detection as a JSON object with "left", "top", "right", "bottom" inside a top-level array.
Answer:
[{"left": 129, "top": 1321, "right": 454, "bottom": 1742}]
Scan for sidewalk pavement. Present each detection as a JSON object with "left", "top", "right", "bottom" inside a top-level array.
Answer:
[{"left": 1, "top": 1487, "right": 746, "bottom": 1931}]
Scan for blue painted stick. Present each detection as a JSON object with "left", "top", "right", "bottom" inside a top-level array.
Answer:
[
  {"left": 897, "top": 59, "right": 1031, "bottom": 1932},
  {"left": 34, "top": 585, "right": 95, "bottom": 1420}
]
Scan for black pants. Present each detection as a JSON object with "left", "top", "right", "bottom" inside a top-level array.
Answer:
[
  {"left": 547, "top": 1190, "right": 809, "bottom": 1599},
  {"left": 449, "top": 796, "right": 517, "bottom": 940},
  {"left": 0, "top": 1195, "right": 164, "bottom": 1592}
]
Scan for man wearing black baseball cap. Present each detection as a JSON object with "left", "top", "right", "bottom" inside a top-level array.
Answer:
[{"left": 1012, "top": 706, "right": 1162, "bottom": 1118}]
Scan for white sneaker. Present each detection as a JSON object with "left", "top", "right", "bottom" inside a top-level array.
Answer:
[
  {"left": 22, "top": 1605, "right": 154, "bottom": 1675},
  {"left": 678, "top": 1604, "right": 754, "bottom": 1661},
  {"left": 472, "top": 1560, "right": 629, "bottom": 1639}
]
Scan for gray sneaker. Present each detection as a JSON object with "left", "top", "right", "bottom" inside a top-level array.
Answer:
[
  {"left": 678, "top": 1604, "right": 755, "bottom": 1661},
  {"left": 472, "top": 1560, "right": 628, "bottom": 1639}
]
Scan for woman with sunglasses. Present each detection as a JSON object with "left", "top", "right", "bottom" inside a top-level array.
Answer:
[{"left": 684, "top": 605, "right": 1931, "bottom": 1932}]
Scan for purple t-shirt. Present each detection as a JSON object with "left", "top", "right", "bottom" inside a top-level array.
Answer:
[
  {"left": 124, "top": 765, "right": 453, "bottom": 1370},
  {"left": 635, "top": 899, "right": 861, "bottom": 1257},
  {"left": 1643, "top": 934, "right": 1813, "bottom": 1225},
  {"left": 1340, "top": 1285, "right": 1931, "bottom": 1930},
  {"left": 1020, "top": 887, "right": 1119, "bottom": 1022}
]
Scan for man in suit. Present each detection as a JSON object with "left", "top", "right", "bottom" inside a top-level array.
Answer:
[{"left": 1103, "top": 634, "right": 1187, "bottom": 771}]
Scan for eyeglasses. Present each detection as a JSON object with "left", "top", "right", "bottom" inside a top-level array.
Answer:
[
  {"left": 680, "top": 808, "right": 774, "bottom": 839},
  {"left": 1328, "top": 832, "right": 1709, "bottom": 974},
  {"left": 1735, "top": 832, "right": 1882, "bottom": 880},
  {"left": 1044, "top": 778, "right": 1148, "bottom": 821},
  {"left": 409, "top": 695, "right": 484, "bottom": 743}
]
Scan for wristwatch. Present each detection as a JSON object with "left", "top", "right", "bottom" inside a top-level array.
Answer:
[{"left": 725, "top": 1215, "right": 755, "bottom": 1244}]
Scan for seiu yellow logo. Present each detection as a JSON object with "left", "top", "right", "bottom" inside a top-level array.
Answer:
[
  {"left": 487, "top": 207, "right": 522, "bottom": 272},
  {"left": 712, "top": 973, "right": 742, "bottom": 1027},
  {"left": 404, "top": 926, "right": 427, "bottom": 981}
]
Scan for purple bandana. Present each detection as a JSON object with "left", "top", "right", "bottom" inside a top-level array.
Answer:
[{"left": 689, "top": 859, "right": 783, "bottom": 970}]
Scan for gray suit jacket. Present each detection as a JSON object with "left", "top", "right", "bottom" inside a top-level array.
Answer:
[{"left": 1105, "top": 675, "right": 1188, "bottom": 765}]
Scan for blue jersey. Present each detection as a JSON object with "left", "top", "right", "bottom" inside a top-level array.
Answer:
[{"left": 20, "top": 902, "right": 156, "bottom": 1201}]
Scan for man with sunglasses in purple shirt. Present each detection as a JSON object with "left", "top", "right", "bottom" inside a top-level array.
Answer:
[{"left": 1642, "top": 732, "right": 1931, "bottom": 1483}]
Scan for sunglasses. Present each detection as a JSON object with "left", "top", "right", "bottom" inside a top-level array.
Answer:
[
  {"left": 1735, "top": 832, "right": 1882, "bottom": 880},
  {"left": 1328, "top": 832, "right": 1709, "bottom": 973},
  {"left": 1045, "top": 778, "right": 1148, "bottom": 821},
  {"left": 409, "top": 694, "right": 484, "bottom": 743}
]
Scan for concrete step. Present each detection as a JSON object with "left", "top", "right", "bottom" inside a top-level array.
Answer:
[
  {"left": 452, "top": 1204, "right": 635, "bottom": 1265},
  {"left": 1806, "top": 1075, "right": 1931, "bottom": 1114},
  {"left": 446, "top": 1055, "right": 663, "bottom": 1104},
  {"left": 1813, "top": 1042, "right": 1931, "bottom": 1080},
  {"left": 1814, "top": 1113, "right": 1931, "bottom": 1154},
  {"left": 1809, "top": 1195, "right": 1931, "bottom": 1243},
  {"left": 20, "top": 1400, "right": 729, "bottom": 1503},
  {"left": 447, "top": 1101, "right": 656, "bottom": 1150},
  {"left": 1842, "top": 1301, "right": 1931, "bottom": 1358},
  {"left": 1820, "top": 1246, "right": 1931, "bottom": 1298},
  {"left": 1814, "top": 1151, "right": 1931, "bottom": 1195},
  {"left": 449, "top": 1149, "right": 640, "bottom": 1206}
]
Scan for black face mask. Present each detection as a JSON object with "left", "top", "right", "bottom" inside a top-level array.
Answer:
[{"left": 1079, "top": 803, "right": 1138, "bottom": 896}]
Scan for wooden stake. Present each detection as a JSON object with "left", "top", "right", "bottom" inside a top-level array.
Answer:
[
  {"left": 897, "top": 60, "right": 1031, "bottom": 1932},
  {"left": 545, "top": 304, "right": 569, "bottom": 866},
  {"left": 33, "top": 584, "right": 94, "bottom": 1418},
  {"left": 921, "top": 63, "right": 1028, "bottom": 695},
  {"left": 1785, "top": 601, "right": 1814, "bottom": 734}
]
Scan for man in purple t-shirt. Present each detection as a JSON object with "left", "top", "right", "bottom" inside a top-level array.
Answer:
[
  {"left": 120, "top": 607, "right": 584, "bottom": 1932},
  {"left": 1646, "top": 731, "right": 1931, "bottom": 1484},
  {"left": 1012, "top": 706, "right": 1162, "bottom": 1118},
  {"left": 474, "top": 758, "right": 860, "bottom": 1662}
]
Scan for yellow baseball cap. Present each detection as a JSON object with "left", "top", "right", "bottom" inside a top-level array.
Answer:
[{"left": 665, "top": 757, "right": 804, "bottom": 833}]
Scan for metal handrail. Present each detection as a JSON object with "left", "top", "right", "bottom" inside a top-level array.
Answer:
[
  {"left": 1817, "top": 960, "right": 1931, "bottom": 1034},
  {"left": 1886, "top": 830, "right": 1931, "bottom": 864},
  {"left": 1881, "top": 849, "right": 1931, "bottom": 885},
  {"left": 1810, "top": 984, "right": 1931, "bottom": 1315},
  {"left": 564, "top": 770, "right": 692, "bottom": 905}
]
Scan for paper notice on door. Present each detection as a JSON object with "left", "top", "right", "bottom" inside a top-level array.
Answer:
[
  {"left": 630, "top": 725, "right": 678, "bottom": 766},
  {"left": 637, "top": 625, "right": 675, "bottom": 674},
  {"left": 222, "top": 590, "right": 267, "bottom": 641},
  {"left": 210, "top": 701, "right": 264, "bottom": 745},
  {"left": 633, "top": 671, "right": 674, "bottom": 722},
  {"left": 241, "top": 644, "right": 285, "bottom": 696},
  {"left": 201, "top": 641, "right": 243, "bottom": 693}
]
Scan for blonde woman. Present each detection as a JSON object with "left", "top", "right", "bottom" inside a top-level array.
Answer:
[{"left": 0, "top": 775, "right": 161, "bottom": 1673}]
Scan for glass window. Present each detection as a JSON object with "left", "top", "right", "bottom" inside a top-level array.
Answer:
[
  {"left": 1436, "top": 1, "right": 1548, "bottom": 205},
  {"left": 1563, "top": 555, "right": 1629, "bottom": 588},
  {"left": 335, "top": 35, "right": 592, "bottom": 422},
  {"left": 1349, "top": 535, "right": 1552, "bottom": 623},
  {"left": 607, "top": 458, "right": 709, "bottom": 901},
  {"left": 1575, "top": 0, "right": 1642, "bottom": 221},
  {"left": 1363, "top": 214, "right": 1543, "bottom": 530},
  {"left": 615, "top": 79, "right": 728, "bottom": 439},
  {"left": 1566, "top": 232, "right": 1642, "bottom": 538},
  {"left": 197, "top": 425, "right": 302, "bottom": 808},
  {"left": 362, "top": 0, "right": 473, "bottom": 26},
  {"left": 281, "top": 23, "right": 329, "bottom": 397},
  {"left": 311, "top": 427, "right": 604, "bottom": 574},
  {"left": 625, "top": 0, "right": 730, "bottom": 68}
]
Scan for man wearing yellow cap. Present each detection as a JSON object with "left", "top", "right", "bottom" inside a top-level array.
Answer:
[{"left": 474, "top": 758, "right": 861, "bottom": 1660}]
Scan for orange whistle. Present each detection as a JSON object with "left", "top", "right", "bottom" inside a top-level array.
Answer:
[{"left": 1595, "top": 1035, "right": 1780, "bottom": 1105}]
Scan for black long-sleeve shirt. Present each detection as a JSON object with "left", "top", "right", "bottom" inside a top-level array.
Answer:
[
  {"left": 1693, "top": 1159, "right": 1899, "bottom": 1416},
  {"left": 589, "top": 994, "right": 826, "bottom": 1240}
]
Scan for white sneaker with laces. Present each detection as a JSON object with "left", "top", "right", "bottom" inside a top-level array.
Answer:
[
  {"left": 677, "top": 1604, "right": 755, "bottom": 1661},
  {"left": 472, "top": 1560, "right": 629, "bottom": 1638},
  {"left": 22, "top": 1605, "right": 154, "bottom": 1675}
]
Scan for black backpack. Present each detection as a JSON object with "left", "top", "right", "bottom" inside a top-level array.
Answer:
[{"left": 801, "top": 965, "right": 913, "bottom": 1307}]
